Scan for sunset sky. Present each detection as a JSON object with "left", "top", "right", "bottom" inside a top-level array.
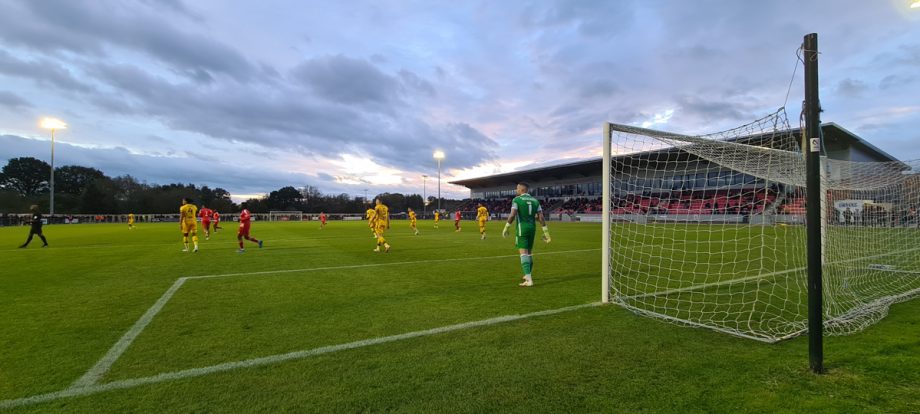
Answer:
[{"left": 1, "top": 0, "right": 919, "bottom": 200}]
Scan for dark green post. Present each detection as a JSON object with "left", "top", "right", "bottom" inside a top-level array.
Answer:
[{"left": 804, "top": 32, "right": 824, "bottom": 374}]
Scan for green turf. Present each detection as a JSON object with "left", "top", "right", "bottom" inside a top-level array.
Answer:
[{"left": 0, "top": 220, "right": 917, "bottom": 412}]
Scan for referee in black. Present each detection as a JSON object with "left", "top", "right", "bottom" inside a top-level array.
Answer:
[{"left": 19, "top": 205, "right": 49, "bottom": 248}]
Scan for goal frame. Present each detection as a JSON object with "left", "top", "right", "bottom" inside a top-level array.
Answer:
[{"left": 268, "top": 210, "right": 304, "bottom": 222}]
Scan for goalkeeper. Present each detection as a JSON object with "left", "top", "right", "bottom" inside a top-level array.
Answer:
[{"left": 502, "top": 182, "right": 550, "bottom": 287}]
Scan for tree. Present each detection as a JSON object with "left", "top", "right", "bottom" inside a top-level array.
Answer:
[
  {"left": 242, "top": 197, "right": 269, "bottom": 213},
  {"left": 405, "top": 194, "right": 424, "bottom": 212},
  {"left": 208, "top": 187, "right": 237, "bottom": 213},
  {"left": 300, "top": 185, "right": 322, "bottom": 202},
  {"left": 1, "top": 157, "right": 50, "bottom": 196},
  {"left": 268, "top": 186, "right": 304, "bottom": 210},
  {"left": 80, "top": 178, "right": 118, "bottom": 214},
  {"left": 376, "top": 192, "right": 407, "bottom": 212},
  {"left": 55, "top": 165, "right": 106, "bottom": 195}
]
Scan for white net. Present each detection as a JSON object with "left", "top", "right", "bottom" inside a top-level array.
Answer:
[
  {"left": 268, "top": 211, "right": 303, "bottom": 222},
  {"left": 822, "top": 158, "right": 920, "bottom": 334},
  {"left": 603, "top": 109, "right": 920, "bottom": 342}
]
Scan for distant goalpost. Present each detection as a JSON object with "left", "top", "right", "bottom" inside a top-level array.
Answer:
[
  {"left": 268, "top": 211, "right": 303, "bottom": 222},
  {"left": 600, "top": 34, "right": 920, "bottom": 361}
]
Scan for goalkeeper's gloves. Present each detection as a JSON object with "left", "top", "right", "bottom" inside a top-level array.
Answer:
[
  {"left": 542, "top": 226, "right": 551, "bottom": 243},
  {"left": 502, "top": 222, "right": 510, "bottom": 238}
]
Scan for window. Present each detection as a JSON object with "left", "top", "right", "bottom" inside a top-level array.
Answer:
[
  {"left": 718, "top": 171, "right": 732, "bottom": 187},
  {"left": 708, "top": 171, "right": 719, "bottom": 186}
]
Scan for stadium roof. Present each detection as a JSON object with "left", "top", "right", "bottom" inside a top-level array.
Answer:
[{"left": 451, "top": 123, "right": 898, "bottom": 189}]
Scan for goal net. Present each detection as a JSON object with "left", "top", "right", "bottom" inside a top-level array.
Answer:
[
  {"left": 268, "top": 211, "right": 303, "bottom": 222},
  {"left": 602, "top": 109, "right": 920, "bottom": 342}
]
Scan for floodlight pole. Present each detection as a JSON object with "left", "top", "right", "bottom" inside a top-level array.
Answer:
[
  {"left": 437, "top": 158, "right": 442, "bottom": 212},
  {"left": 422, "top": 175, "right": 428, "bottom": 217},
  {"left": 804, "top": 32, "right": 824, "bottom": 374},
  {"left": 49, "top": 128, "right": 56, "bottom": 217}
]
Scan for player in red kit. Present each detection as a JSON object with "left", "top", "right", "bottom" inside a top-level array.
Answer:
[
  {"left": 237, "top": 209, "right": 263, "bottom": 253},
  {"left": 212, "top": 211, "right": 221, "bottom": 232},
  {"left": 199, "top": 205, "right": 213, "bottom": 240},
  {"left": 454, "top": 210, "right": 462, "bottom": 232},
  {"left": 319, "top": 212, "right": 327, "bottom": 230}
]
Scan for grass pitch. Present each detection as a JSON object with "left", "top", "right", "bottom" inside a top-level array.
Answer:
[{"left": 0, "top": 220, "right": 917, "bottom": 412}]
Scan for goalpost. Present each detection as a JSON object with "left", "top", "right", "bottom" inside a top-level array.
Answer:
[
  {"left": 268, "top": 211, "right": 303, "bottom": 222},
  {"left": 601, "top": 110, "right": 920, "bottom": 341},
  {"left": 601, "top": 35, "right": 920, "bottom": 356},
  {"left": 603, "top": 110, "right": 920, "bottom": 342}
]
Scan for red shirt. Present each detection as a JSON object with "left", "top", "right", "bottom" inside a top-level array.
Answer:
[
  {"left": 212, "top": 212, "right": 220, "bottom": 221},
  {"left": 320, "top": 213, "right": 326, "bottom": 221},
  {"left": 239, "top": 209, "right": 251, "bottom": 226},
  {"left": 199, "top": 208, "right": 213, "bottom": 221},
  {"left": 455, "top": 211, "right": 461, "bottom": 220}
]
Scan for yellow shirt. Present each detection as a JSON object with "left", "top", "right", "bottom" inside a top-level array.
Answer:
[
  {"left": 374, "top": 204, "right": 390, "bottom": 228},
  {"left": 434, "top": 212, "right": 440, "bottom": 221},
  {"left": 477, "top": 206, "right": 488, "bottom": 221},
  {"left": 409, "top": 211, "right": 417, "bottom": 221},
  {"left": 179, "top": 204, "right": 198, "bottom": 224},
  {"left": 128, "top": 214, "right": 135, "bottom": 222},
  {"left": 366, "top": 209, "right": 375, "bottom": 220}
]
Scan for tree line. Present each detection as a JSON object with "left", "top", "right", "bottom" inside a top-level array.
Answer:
[{"left": 0, "top": 157, "right": 457, "bottom": 214}]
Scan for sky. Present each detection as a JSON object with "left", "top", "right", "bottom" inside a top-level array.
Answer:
[{"left": 1, "top": 0, "right": 919, "bottom": 201}]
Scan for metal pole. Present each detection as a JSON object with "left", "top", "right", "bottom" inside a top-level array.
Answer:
[
  {"left": 602, "top": 122, "right": 612, "bottom": 304},
  {"left": 437, "top": 159, "right": 442, "bottom": 213},
  {"left": 804, "top": 32, "right": 824, "bottom": 374},
  {"left": 422, "top": 175, "right": 427, "bottom": 217},
  {"left": 50, "top": 128, "right": 55, "bottom": 217}
]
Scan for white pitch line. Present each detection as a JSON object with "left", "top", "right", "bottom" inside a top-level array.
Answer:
[
  {"left": 0, "top": 302, "right": 601, "bottom": 410},
  {"left": 69, "top": 278, "right": 188, "bottom": 389},
  {"left": 64, "top": 248, "right": 599, "bottom": 395},
  {"left": 626, "top": 247, "right": 920, "bottom": 299}
]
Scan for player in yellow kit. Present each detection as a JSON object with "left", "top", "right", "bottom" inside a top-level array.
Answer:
[
  {"left": 476, "top": 203, "right": 489, "bottom": 240},
  {"left": 434, "top": 211, "right": 440, "bottom": 229},
  {"left": 366, "top": 206, "right": 377, "bottom": 238},
  {"left": 128, "top": 213, "right": 135, "bottom": 230},
  {"left": 408, "top": 208, "right": 419, "bottom": 235},
  {"left": 372, "top": 198, "right": 391, "bottom": 252},
  {"left": 179, "top": 198, "right": 199, "bottom": 252}
]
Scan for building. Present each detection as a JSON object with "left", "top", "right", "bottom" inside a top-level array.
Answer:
[{"left": 451, "top": 123, "right": 899, "bottom": 202}]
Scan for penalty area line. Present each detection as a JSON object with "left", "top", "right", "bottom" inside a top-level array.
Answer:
[
  {"left": 62, "top": 248, "right": 599, "bottom": 399},
  {"left": 0, "top": 302, "right": 602, "bottom": 410},
  {"left": 68, "top": 278, "right": 189, "bottom": 389}
]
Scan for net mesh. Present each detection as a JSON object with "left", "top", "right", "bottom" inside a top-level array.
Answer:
[
  {"left": 605, "top": 109, "right": 920, "bottom": 342},
  {"left": 268, "top": 211, "right": 303, "bottom": 222}
]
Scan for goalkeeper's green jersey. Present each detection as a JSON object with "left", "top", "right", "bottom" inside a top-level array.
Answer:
[{"left": 511, "top": 193, "right": 542, "bottom": 234}]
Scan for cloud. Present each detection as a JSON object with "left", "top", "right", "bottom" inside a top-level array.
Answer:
[
  {"left": 78, "top": 57, "right": 495, "bottom": 172},
  {"left": 836, "top": 78, "right": 869, "bottom": 97},
  {"left": 674, "top": 96, "right": 757, "bottom": 126},
  {"left": 0, "top": 91, "right": 32, "bottom": 110},
  {"left": 137, "top": 0, "right": 202, "bottom": 21},
  {"left": 0, "top": 0, "right": 256, "bottom": 82},
  {"left": 0, "top": 50, "right": 95, "bottom": 94},
  {"left": 0, "top": 134, "right": 313, "bottom": 196},
  {"left": 290, "top": 55, "right": 402, "bottom": 107},
  {"left": 522, "top": 0, "right": 637, "bottom": 38},
  {"left": 879, "top": 74, "right": 917, "bottom": 90},
  {"left": 1, "top": 0, "right": 919, "bottom": 196}
]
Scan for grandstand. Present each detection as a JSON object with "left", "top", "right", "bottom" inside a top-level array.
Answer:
[{"left": 451, "top": 123, "right": 899, "bottom": 221}]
